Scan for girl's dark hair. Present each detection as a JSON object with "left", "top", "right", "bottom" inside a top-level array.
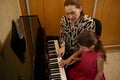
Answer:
[
  {"left": 64, "top": 0, "right": 84, "bottom": 16},
  {"left": 76, "top": 30, "right": 106, "bottom": 61}
]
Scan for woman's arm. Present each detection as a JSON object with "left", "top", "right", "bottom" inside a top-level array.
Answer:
[
  {"left": 57, "top": 46, "right": 65, "bottom": 57},
  {"left": 57, "top": 16, "right": 66, "bottom": 57},
  {"left": 95, "top": 56, "right": 104, "bottom": 80},
  {"left": 69, "top": 48, "right": 82, "bottom": 58}
]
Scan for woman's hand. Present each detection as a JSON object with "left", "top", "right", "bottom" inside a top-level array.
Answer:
[{"left": 57, "top": 46, "right": 65, "bottom": 57}]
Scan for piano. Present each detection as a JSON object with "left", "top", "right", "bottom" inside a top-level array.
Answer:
[{"left": 47, "top": 40, "right": 67, "bottom": 80}]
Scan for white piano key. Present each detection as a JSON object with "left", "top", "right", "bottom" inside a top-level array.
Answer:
[
  {"left": 54, "top": 40, "right": 67, "bottom": 80},
  {"left": 48, "top": 40, "right": 67, "bottom": 80}
]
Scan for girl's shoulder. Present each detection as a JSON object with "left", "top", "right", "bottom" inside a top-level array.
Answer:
[{"left": 95, "top": 51, "right": 105, "bottom": 60}]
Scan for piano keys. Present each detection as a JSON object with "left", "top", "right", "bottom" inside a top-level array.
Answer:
[{"left": 47, "top": 40, "right": 67, "bottom": 80}]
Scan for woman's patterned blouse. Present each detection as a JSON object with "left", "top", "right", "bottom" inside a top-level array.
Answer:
[{"left": 59, "top": 15, "right": 96, "bottom": 52}]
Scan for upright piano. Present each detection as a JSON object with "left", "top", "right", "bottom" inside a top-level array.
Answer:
[{"left": 20, "top": 15, "right": 67, "bottom": 80}]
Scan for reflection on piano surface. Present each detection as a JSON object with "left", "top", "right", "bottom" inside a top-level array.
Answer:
[
  {"left": 20, "top": 15, "right": 66, "bottom": 80},
  {"left": 19, "top": 15, "right": 46, "bottom": 80},
  {"left": 47, "top": 40, "right": 67, "bottom": 80}
]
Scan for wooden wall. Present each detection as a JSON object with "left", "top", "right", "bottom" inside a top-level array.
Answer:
[
  {"left": 19, "top": 0, "right": 120, "bottom": 46},
  {"left": 0, "top": 0, "right": 32, "bottom": 80},
  {"left": 19, "top": 0, "right": 95, "bottom": 36},
  {"left": 95, "top": 0, "right": 120, "bottom": 46},
  {"left": 28, "top": 0, "right": 66, "bottom": 36}
]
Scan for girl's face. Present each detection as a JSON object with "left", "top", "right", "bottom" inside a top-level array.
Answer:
[
  {"left": 65, "top": 5, "right": 81, "bottom": 22},
  {"left": 79, "top": 45, "right": 95, "bottom": 52}
]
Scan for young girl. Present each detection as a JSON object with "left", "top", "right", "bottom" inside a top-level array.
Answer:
[{"left": 60, "top": 30, "right": 106, "bottom": 80}]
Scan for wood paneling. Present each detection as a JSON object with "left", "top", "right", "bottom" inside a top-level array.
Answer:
[
  {"left": 43, "top": 0, "right": 95, "bottom": 36},
  {"left": 19, "top": 0, "right": 27, "bottom": 15},
  {"left": 43, "top": 0, "right": 65, "bottom": 36},
  {"left": 81, "top": 0, "right": 95, "bottom": 16},
  {"left": 26, "top": 0, "right": 95, "bottom": 36},
  {"left": 29, "top": 0, "right": 45, "bottom": 28},
  {"left": 95, "top": 0, "right": 120, "bottom": 45}
]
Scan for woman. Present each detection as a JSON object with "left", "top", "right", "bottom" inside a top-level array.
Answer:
[{"left": 57, "top": 0, "right": 96, "bottom": 71}]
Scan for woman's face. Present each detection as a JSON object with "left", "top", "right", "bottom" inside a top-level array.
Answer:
[{"left": 65, "top": 5, "right": 81, "bottom": 22}]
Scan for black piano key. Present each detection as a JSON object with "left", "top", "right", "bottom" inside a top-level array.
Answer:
[
  {"left": 50, "top": 74, "right": 61, "bottom": 80},
  {"left": 49, "top": 51, "right": 56, "bottom": 55},
  {"left": 49, "top": 52, "right": 57, "bottom": 57},
  {"left": 48, "top": 50, "right": 56, "bottom": 53},
  {"left": 51, "top": 79, "right": 61, "bottom": 80},
  {"left": 48, "top": 41, "right": 54, "bottom": 44},
  {"left": 48, "top": 47, "right": 56, "bottom": 50},
  {"left": 49, "top": 59, "right": 58, "bottom": 63},
  {"left": 48, "top": 44, "right": 55, "bottom": 47},
  {"left": 49, "top": 54, "right": 57, "bottom": 59},
  {"left": 50, "top": 77, "right": 61, "bottom": 80},
  {"left": 49, "top": 63, "right": 59, "bottom": 69},
  {"left": 47, "top": 40, "right": 66, "bottom": 80},
  {"left": 48, "top": 44, "right": 54, "bottom": 47},
  {"left": 49, "top": 52, "right": 56, "bottom": 55},
  {"left": 50, "top": 62, "right": 58, "bottom": 67},
  {"left": 50, "top": 68, "right": 60, "bottom": 74}
]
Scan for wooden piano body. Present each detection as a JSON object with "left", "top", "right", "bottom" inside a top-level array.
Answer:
[{"left": 20, "top": 15, "right": 67, "bottom": 80}]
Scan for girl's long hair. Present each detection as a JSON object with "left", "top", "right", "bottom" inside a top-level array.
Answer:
[{"left": 76, "top": 30, "right": 106, "bottom": 61}]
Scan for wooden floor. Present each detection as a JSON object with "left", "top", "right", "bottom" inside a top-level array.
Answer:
[{"left": 104, "top": 49, "right": 120, "bottom": 80}]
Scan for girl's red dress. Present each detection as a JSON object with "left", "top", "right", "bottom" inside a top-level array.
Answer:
[{"left": 67, "top": 50, "right": 106, "bottom": 80}]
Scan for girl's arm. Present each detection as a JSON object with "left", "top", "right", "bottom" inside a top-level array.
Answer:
[
  {"left": 60, "top": 48, "right": 82, "bottom": 68},
  {"left": 95, "top": 56, "right": 104, "bottom": 80},
  {"left": 69, "top": 48, "right": 82, "bottom": 59}
]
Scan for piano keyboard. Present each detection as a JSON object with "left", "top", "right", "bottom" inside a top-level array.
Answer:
[{"left": 47, "top": 40, "right": 67, "bottom": 80}]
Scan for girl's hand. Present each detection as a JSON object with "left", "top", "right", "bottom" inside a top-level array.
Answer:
[
  {"left": 59, "top": 57, "right": 80, "bottom": 68},
  {"left": 59, "top": 58, "right": 72, "bottom": 68}
]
